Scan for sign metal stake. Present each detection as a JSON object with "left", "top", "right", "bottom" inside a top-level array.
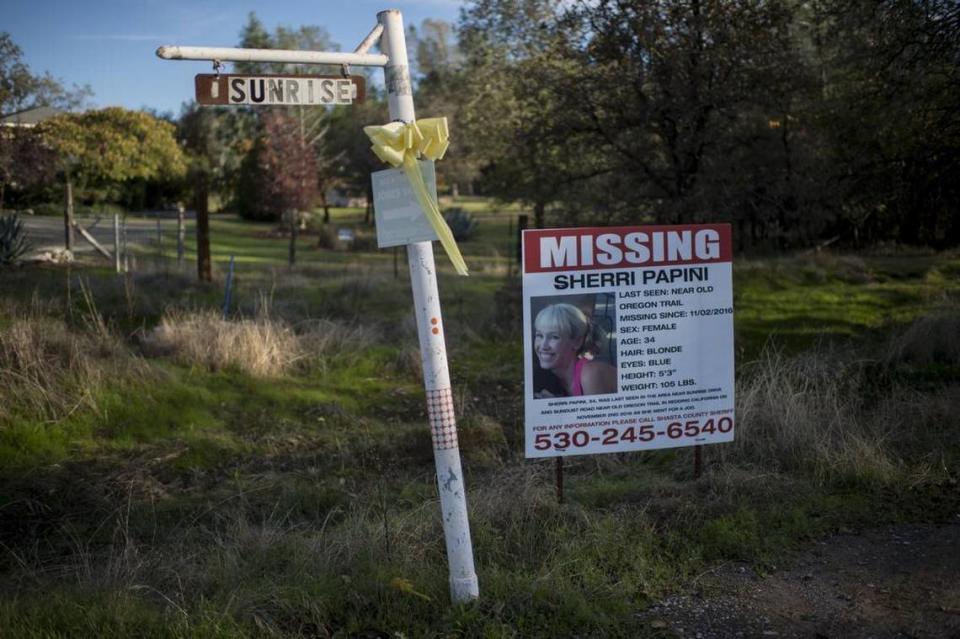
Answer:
[
  {"left": 555, "top": 457, "right": 564, "bottom": 504},
  {"left": 177, "top": 204, "right": 185, "bottom": 267}
]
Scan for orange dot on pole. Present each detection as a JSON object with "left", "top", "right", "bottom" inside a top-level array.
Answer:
[
  {"left": 432, "top": 327, "right": 440, "bottom": 335},
  {"left": 430, "top": 317, "right": 439, "bottom": 325}
]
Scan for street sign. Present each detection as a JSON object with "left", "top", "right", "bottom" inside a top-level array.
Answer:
[{"left": 195, "top": 74, "right": 366, "bottom": 106}]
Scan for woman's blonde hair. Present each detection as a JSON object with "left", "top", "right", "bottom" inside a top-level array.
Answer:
[{"left": 535, "top": 303, "right": 603, "bottom": 355}]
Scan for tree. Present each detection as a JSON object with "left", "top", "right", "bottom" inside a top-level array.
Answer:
[
  {"left": 236, "top": 110, "right": 318, "bottom": 221},
  {"left": 231, "top": 13, "right": 344, "bottom": 223},
  {"left": 460, "top": 0, "right": 581, "bottom": 227},
  {"left": 808, "top": 0, "right": 960, "bottom": 247},
  {"left": 0, "top": 32, "right": 91, "bottom": 211},
  {"left": 37, "top": 108, "right": 186, "bottom": 250},
  {"left": 235, "top": 13, "right": 341, "bottom": 75},
  {"left": 549, "top": 1, "right": 809, "bottom": 229},
  {"left": 456, "top": 0, "right": 960, "bottom": 250},
  {"left": 179, "top": 104, "right": 254, "bottom": 281},
  {"left": 325, "top": 95, "right": 389, "bottom": 224},
  {"left": 0, "top": 32, "right": 91, "bottom": 115},
  {"left": 459, "top": 0, "right": 826, "bottom": 240},
  {"left": 408, "top": 20, "right": 480, "bottom": 197},
  {"left": 0, "top": 126, "right": 56, "bottom": 210}
]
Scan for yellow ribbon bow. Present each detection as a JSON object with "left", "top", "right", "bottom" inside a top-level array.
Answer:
[{"left": 363, "top": 117, "right": 468, "bottom": 276}]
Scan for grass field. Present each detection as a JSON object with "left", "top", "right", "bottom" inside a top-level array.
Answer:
[{"left": 1, "top": 205, "right": 959, "bottom": 637}]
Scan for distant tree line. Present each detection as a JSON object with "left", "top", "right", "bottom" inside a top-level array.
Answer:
[
  {"left": 2, "top": 1, "right": 958, "bottom": 251},
  {"left": 455, "top": 0, "right": 960, "bottom": 250}
]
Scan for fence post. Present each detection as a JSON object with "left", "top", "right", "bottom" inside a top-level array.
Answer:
[
  {"left": 122, "top": 215, "right": 129, "bottom": 273},
  {"left": 113, "top": 214, "right": 122, "bottom": 274},
  {"left": 64, "top": 176, "right": 75, "bottom": 251},
  {"left": 177, "top": 204, "right": 185, "bottom": 267},
  {"left": 379, "top": 9, "right": 479, "bottom": 604},
  {"left": 222, "top": 254, "right": 235, "bottom": 319}
]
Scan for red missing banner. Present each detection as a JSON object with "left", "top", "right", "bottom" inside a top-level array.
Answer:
[{"left": 523, "top": 224, "right": 732, "bottom": 274}]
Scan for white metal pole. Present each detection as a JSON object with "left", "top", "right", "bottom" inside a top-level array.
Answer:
[
  {"left": 378, "top": 9, "right": 479, "bottom": 604},
  {"left": 156, "top": 45, "right": 387, "bottom": 67}
]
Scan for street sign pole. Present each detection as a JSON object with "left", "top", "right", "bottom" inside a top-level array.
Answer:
[
  {"left": 378, "top": 9, "right": 479, "bottom": 603},
  {"left": 156, "top": 8, "right": 479, "bottom": 604}
]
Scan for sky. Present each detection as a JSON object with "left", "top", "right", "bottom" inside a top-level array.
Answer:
[{"left": 4, "top": 0, "right": 464, "bottom": 116}]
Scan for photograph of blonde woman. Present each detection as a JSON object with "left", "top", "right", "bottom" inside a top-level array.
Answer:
[{"left": 532, "top": 298, "right": 618, "bottom": 399}]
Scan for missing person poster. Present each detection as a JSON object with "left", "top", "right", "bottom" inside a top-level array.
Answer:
[{"left": 522, "top": 224, "right": 735, "bottom": 458}]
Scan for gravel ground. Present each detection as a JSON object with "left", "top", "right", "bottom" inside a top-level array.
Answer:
[{"left": 637, "top": 520, "right": 960, "bottom": 638}]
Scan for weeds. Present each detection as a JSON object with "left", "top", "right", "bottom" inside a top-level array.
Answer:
[
  {"left": 1, "top": 248, "right": 959, "bottom": 637},
  {"left": 146, "top": 310, "right": 302, "bottom": 376},
  {"left": 886, "top": 302, "right": 960, "bottom": 366},
  {"left": 728, "top": 346, "right": 896, "bottom": 484},
  {"left": 296, "top": 318, "right": 380, "bottom": 366},
  {"left": 727, "top": 303, "right": 960, "bottom": 485},
  {"left": 0, "top": 315, "right": 142, "bottom": 423}
]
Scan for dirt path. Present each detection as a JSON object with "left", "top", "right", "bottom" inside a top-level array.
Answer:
[{"left": 638, "top": 519, "right": 960, "bottom": 638}]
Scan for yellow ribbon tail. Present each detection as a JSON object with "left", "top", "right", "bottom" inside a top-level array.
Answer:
[{"left": 402, "top": 154, "right": 469, "bottom": 276}]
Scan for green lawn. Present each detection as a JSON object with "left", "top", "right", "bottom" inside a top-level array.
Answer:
[{"left": 1, "top": 205, "right": 958, "bottom": 637}]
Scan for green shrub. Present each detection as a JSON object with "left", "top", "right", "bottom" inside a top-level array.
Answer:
[
  {"left": 0, "top": 214, "right": 31, "bottom": 266},
  {"left": 443, "top": 207, "right": 478, "bottom": 241}
]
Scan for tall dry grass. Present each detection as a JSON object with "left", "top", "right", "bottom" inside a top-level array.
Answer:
[
  {"left": 296, "top": 318, "right": 380, "bottom": 362},
  {"left": 148, "top": 311, "right": 302, "bottom": 376},
  {"left": 0, "top": 315, "right": 147, "bottom": 423},
  {"left": 145, "top": 311, "right": 381, "bottom": 377},
  {"left": 725, "top": 304, "right": 960, "bottom": 484},
  {"left": 727, "top": 346, "right": 895, "bottom": 481},
  {"left": 885, "top": 305, "right": 960, "bottom": 365}
]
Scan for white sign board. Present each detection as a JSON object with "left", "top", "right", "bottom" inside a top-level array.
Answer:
[
  {"left": 522, "top": 224, "right": 735, "bottom": 458},
  {"left": 371, "top": 160, "right": 440, "bottom": 248}
]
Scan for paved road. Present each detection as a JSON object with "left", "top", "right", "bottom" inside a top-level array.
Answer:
[{"left": 20, "top": 212, "right": 191, "bottom": 258}]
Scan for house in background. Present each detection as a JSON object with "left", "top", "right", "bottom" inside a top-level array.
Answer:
[{"left": 0, "top": 106, "right": 63, "bottom": 128}]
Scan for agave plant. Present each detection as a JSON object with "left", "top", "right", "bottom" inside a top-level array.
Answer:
[
  {"left": 442, "top": 207, "right": 479, "bottom": 242},
  {"left": 0, "top": 213, "right": 31, "bottom": 266}
]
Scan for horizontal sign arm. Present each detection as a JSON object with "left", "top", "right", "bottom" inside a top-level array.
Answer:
[{"left": 156, "top": 45, "right": 388, "bottom": 67}]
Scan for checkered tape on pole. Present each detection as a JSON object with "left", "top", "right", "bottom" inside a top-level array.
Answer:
[{"left": 426, "top": 387, "right": 458, "bottom": 450}]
